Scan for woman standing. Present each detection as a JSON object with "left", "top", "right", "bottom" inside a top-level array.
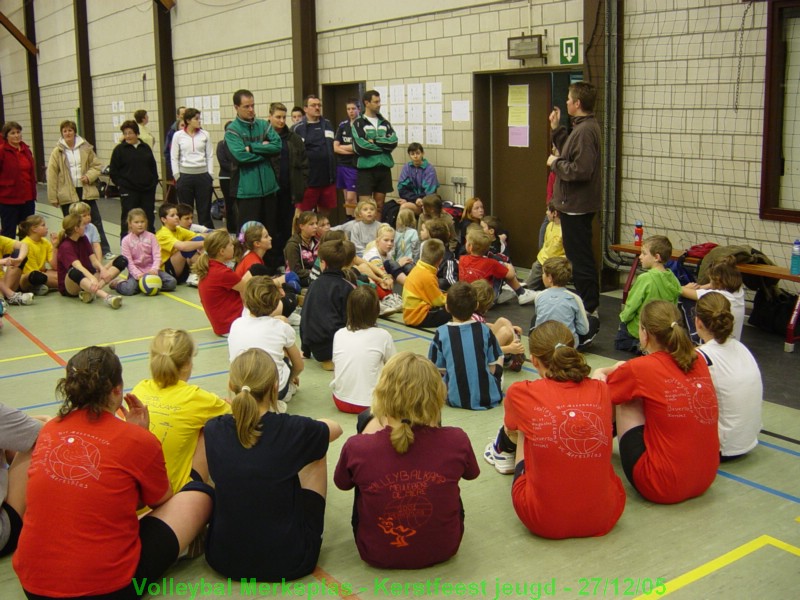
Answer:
[
  {"left": 47, "top": 120, "right": 111, "bottom": 257},
  {"left": 171, "top": 108, "right": 214, "bottom": 229},
  {"left": 110, "top": 120, "right": 159, "bottom": 239},
  {"left": 0, "top": 122, "right": 36, "bottom": 239}
]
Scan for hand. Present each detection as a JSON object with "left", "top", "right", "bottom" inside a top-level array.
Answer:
[
  {"left": 398, "top": 257, "right": 412, "bottom": 266},
  {"left": 512, "top": 325, "right": 523, "bottom": 336},
  {"left": 149, "top": 269, "right": 159, "bottom": 276},
  {"left": 547, "top": 154, "right": 558, "bottom": 167},
  {"left": 549, "top": 107, "right": 561, "bottom": 130},
  {"left": 120, "top": 393, "right": 150, "bottom": 429},
  {"left": 80, "top": 175, "right": 89, "bottom": 185},
  {"left": 88, "top": 278, "right": 101, "bottom": 293},
  {"left": 291, "top": 376, "right": 300, "bottom": 386},
  {"left": 506, "top": 340, "right": 525, "bottom": 355},
  {"left": 379, "top": 276, "right": 393, "bottom": 290}
]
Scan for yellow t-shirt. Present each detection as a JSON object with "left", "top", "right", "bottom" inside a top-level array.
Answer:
[
  {"left": 0, "top": 236, "right": 15, "bottom": 279},
  {"left": 132, "top": 378, "right": 231, "bottom": 492},
  {"left": 155, "top": 226, "right": 196, "bottom": 268},
  {"left": 537, "top": 220, "right": 565, "bottom": 265},
  {"left": 21, "top": 236, "right": 54, "bottom": 273}
]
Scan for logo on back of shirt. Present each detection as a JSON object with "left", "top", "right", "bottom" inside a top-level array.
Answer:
[{"left": 44, "top": 433, "right": 103, "bottom": 487}]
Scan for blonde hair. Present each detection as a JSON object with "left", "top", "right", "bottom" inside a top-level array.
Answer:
[
  {"left": 127, "top": 208, "right": 148, "bottom": 223},
  {"left": 471, "top": 279, "right": 494, "bottom": 314},
  {"left": 365, "top": 224, "right": 395, "bottom": 253},
  {"left": 466, "top": 228, "right": 491, "bottom": 255},
  {"left": 395, "top": 208, "right": 416, "bottom": 230},
  {"left": 68, "top": 202, "right": 91, "bottom": 217},
  {"left": 193, "top": 229, "right": 231, "bottom": 280},
  {"left": 229, "top": 348, "right": 279, "bottom": 449},
  {"left": 243, "top": 276, "right": 281, "bottom": 317},
  {"left": 528, "top": 321, "right": 590, "bottom": 382},
  {"left": 372, "top": 352, "right": 446, "bottom": 454},
  {"left": 355, "top": 199, "right": 377, "bottom": 219},
  {"left": 640, "top": 300, "right": 697, "bottom": 372},
  {"left": 149, "top": 328, "right": 195, "bottom": 388}
]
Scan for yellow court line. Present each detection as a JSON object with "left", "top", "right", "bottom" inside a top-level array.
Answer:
[
  {"left": 161, "top": 291, "right": 205, "bottom": 311},
  {"left": 0, "top": 326, "right": 212, "bottom": 365},
  {"left": 635, "top": 535, "right": 800, "bottom": 598}
]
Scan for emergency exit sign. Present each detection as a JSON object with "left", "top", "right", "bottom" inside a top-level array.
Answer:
[{"left": 560, "top": 37, "right": 579, "bottom": 64}]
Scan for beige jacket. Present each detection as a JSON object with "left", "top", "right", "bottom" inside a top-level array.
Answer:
[{"left": 46, "top": 137, "right": 103, "bottom": 206}]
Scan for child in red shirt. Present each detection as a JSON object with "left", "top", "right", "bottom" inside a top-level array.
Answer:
[
  {"left": 459, "top": 228, "right": 535, "bottom": 305},
  {"left": 197, "top": 230, "right": 250, "bottom": 336},
  {"left": 485, "top": 321, "right": 625, "bottom": 539}
]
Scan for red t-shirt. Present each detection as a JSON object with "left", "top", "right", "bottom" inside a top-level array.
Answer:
[
  {"left": 606, "top": 352, "right": 720, "bottom": 504},
  {"left": 235, "top": 250, "right": 264, "bottom": 279},
  {"left": 13, "top": 410, "right": 169, "bottom": 597},
  {"left": 198, "top": 259, "right": 244, "bottom": 335},
  {"left": 458, "top": 254, "right": 508, "bottom": 285},
  {"left": 334, "top": 426, "right": 480, "bottom": 569},
  {"left": 504, "top": 378, "right": 626, "bottom": 539}
]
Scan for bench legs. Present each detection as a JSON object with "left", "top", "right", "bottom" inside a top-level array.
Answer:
[{"left": 785, "top": 294, "right": 800, "bottom": 353}]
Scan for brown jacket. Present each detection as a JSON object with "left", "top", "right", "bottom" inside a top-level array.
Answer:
[{"left": 46, "top": 137, "right": 102, "bottom": 206}]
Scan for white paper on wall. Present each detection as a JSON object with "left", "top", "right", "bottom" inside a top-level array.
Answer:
[
  {"left": 407, "top": 104, "right": 424, "bottom": 124},
  {"left": 407, "top": 125, "right": 424, "bottom": 144},
  {"left": 118, "top": 101, "right": 125, "bottom": 113},
  {"left": 426, "top": 125, "right": 443, "bottom": 146},
  {"left": 374, "top": 86, "right": 388, "bottom": 103},
  {"left": 451, "top": 100, "right": 470, "bottom": 122},
  {"left": 395, "top": 125, "right": 406, "bottom": 145},
  {"left": 407, "top": 84, "right": 423, "bottom": 104},
  {"left": 112, "top": 101, "right": 119, "bottom": 112},
  {"left": 203, "top": 96, "right": 212, "bottom": 110},
  {"left": 185, "top": 98, "right": 192, "bottom": 108},
  {"left": 425, "top": 82, "right": 442, "bottom": 103},
  {"left": 390, "top": 85, "right": 405, "bottom": 105},
  {"left": 426, "top": 104, "right": 442, "bottom": 124},
  {"left": 112, "top": 115, "right": 120, "bottom": 128},
  {"left": 212, "top": 111, "right": 220, "bottom": 125},
  {"left": 212, "top": 95, "right": 220, "bottom": 109},
  {"left": 390, "top": 105, "right": 405, "bottom": 124}
]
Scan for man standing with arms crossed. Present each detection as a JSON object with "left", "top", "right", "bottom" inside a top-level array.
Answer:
[
  {"left": 293, "top": 95, "right": 336, "bottom": 219},
  {"left": 225, "top": 89, "right": 282, "bottom": 246},
  {"left": 546, "top": 81, "right": 602, "bottom": 317},
  {"left": 351, "top": 90, "right": 398, "bottom": 214}
]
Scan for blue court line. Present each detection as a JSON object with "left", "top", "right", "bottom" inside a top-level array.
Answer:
[
  {"left": 717, "top": 470, "right": 800, "bottom": 504},
  {"left": 758, "top": 440, "right": 800, "bottom": 458}
]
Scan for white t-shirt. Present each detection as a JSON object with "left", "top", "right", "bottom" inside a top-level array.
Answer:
[
  {"left": 228, "top": 315, "right": 297, "bottom": 391},
  {"left": 697, "top": 287, "right": 745, "bottom": 340},
  {"left": 697, "top": 339, "right": 762, "bottom": 457},
  {"left": 331, "top": 326, "right": 396, "bottom": 407}
]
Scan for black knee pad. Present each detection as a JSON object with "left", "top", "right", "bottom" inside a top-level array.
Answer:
[
  {"left": 67, "top": 267, "right": 85, "bottom": 284},
  {"left": 249, "top": 264, "right": 271, "bottom": 277},
  {"left": 112, "top": 255, "right": 128, "bottom": 271},
  {"left": 179, "top": 480, "right": 215, "bottom": 501},
  {"left": 28, "top": 270, "right": 47, "bottom": 286}
]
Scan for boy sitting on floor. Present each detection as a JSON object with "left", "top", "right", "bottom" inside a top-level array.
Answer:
[{"left": 402, "top": 238, "right": 449, "bottom": 328}]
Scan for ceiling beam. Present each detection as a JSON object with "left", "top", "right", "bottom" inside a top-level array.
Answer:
[{"left": 0, "top": 10, "right": 37, "bottom": 55}]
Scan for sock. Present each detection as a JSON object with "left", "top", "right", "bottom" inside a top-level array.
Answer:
[
  {"left": 495, "top": 426, "right": 517, "bottom": 454},
  {"left": 515, "top": 287, "right": 525, "bottom": 296}
]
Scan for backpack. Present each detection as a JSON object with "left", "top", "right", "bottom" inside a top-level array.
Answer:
[
  {"left": 748, "top": 287, "right": 800, "bottom": 336},
  {"left": 686, "top": 242, "right": 718, "bottom": 259},
  {"left": 666, "top": 252, "right": 695, "bottom": 286},
  {"left": 442, "top": 201, "right": 463, "bottom": 221}
]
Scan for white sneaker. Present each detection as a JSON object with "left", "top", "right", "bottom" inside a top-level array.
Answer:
[
  {"left": 104, "top": 295, "right": 123, "bottom": 309},
  {"left": 79, "top": 291, "right": 95, "bottom": 304},
  {"left": 517, "top": 288, "right": 537, "bottom": 305},
  {"left": 283, "top": 382, "right": 298, "bottom": 402},
  {"left": 483, "top": 441, "right": 516, "bottom": 475},
  {"left": 496, "top": 287, "right": 517, "bottom": 305},
  {"left": 276, "top": 400, "right": 288, "bottom": 413},
  {"left": 104, "top": 252, "right": 115, "bottom": 260},
  {"left": 287, "top": 311, "right": 301, "bottom": 327},
  {"left": 7, "top": 292, "right": 34, "bottom": 306},
  {"left": 186, "top": 273, "right": 200, "bottom": 287},
  {"left": 33, "top": 285, "right": 50, "bottom": 296}
]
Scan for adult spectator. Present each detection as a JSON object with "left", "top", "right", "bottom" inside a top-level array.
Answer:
[
  {"left": 217, "top": 121, "right": 237, "bottom": 234},
  {"left": 291, "top": 106, "right": 304, "bottom": 125},
  {"left": 134, "top": 109, "right": 156, "bottom": 152},
  {"left": 46, "top": 120, "right": 111, "bottom": 257},
  {"left": 110, "top": 120, "right": 159, "bottom": 238},
  {"left": 333, "top": 98, "right": 360, "bottom": 219},
  {"left": 268, "top": 102, "right": 308, "bottom": 259},
  {"left": 292, "top": 95, "right": 336, "bottom": 219},
  {"left": 224, "top": 89, "right": 282, "bottom": 241},
  {"left": 546, "top": 82, "right": 602, "bottom": 315},
  {"left": 171, "top": 108, "right": 214, "bottom": 229},
  {"left": 351, "top": 90, "right": 398, "bottom": 213},
  {"left": 163, "top": 105, "right": 186, "bottom": 204},
  {"left": 0, "top": 122, "right": 36, "bottom": 239}
]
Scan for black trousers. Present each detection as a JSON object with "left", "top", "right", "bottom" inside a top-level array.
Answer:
[
  {"left": 119, "top": 188, "right": 156, "bottom": 239},
  {"left": 219, "top": 178, "right": 237, "bottom": 234},
  {"left": 560, "top": 211, "right": 600, "bottom": 314},
  {"left": 176, "top": 172, "right": 214, "bottom": 229}
]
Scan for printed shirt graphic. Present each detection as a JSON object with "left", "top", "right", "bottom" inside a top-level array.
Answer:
[
  {"left": 606, "top": 352, "right": 720, "bottom": 504},
  {"left": 14, "top": 410, "right": 169, "bottom": 597},
  {"left": 334, "top": 426, "right": 479, "bottom": 569},
  {"left": 504, "top": 378, "right": 625, "bottom": 539}
]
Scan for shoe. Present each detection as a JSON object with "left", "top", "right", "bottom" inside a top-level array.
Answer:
[
  {"left": 507, "top": 353, "right": 526, "bottom": 372},
  {"left": 7, "top": 292, "right": 34, "bottom": 306},
  {"left": 287, "top": 311, "right": 301, "bottom": 327},
  {"left": 483, "top": 441, "right": 516, "bottom": 475},
  {"left": 517, "top": 288, "right": 537, "bottom": 305},
  {"left": 496, "top": 286, "right": 517, "bottom": 305},
  {"left": 320, "top": 360, "right": 334, "bottom": 371},
  {"left": 578, "top": 333, "right": 597, "bottom": 350},
  {"left": 33, "top": 284, "right": 50, "bottom": 296},
  {"left": 104, "top": 252, "right": 115, "bottom": 260},
  {"left": 283, "top": 382, "right": 298, "bottom": 402},
  {"left": 380, "top": 296, "right": 402, "bottom": 316},
  {"left": 186, "top": 273, "right": 200, "bottom": 287},
  {"left": 276, "top": 400, "right": 288, "bottom": 414},
  {"left": 79, "top": 290, "right": 95, "bottom": 304},
  {"left": 105, "top": 295, "right": 123, "bottom": 309}
]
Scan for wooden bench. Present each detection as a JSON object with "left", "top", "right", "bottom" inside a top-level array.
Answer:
[{"left": 610, "top": 243, "right": 800, "bottom": 352}]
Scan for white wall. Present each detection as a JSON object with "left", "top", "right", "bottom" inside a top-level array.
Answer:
[{"left": 0, "top": 0, "right": 30, "bottom": 131}]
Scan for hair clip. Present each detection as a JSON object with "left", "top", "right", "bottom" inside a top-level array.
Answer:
[
  {"left": 241, "top": 385, "right": 251, "bottom": 393},
  {"left": 670, "top": 321, "right": 678, "bottom": 329},
  {"left": 554, "top": 342, "right": 567, "bottom": 350}
]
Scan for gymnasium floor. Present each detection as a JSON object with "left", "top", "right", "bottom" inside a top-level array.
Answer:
[{"left": 0, "top": 195, "right": 798, "bottom": 599}]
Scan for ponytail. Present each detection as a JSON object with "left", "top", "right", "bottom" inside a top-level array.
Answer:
[
  {"left": 149, "top": 329, "right": 195, "bottom": 388},
  {"left": 229, "top": 348, "right": 279, "bottom": 449},
  {"left": 640, "top": 300, "right": 697, "bottom": 372},
  {"left": 18, "top": 215, "right": 44, "bottom": 239},
  {"left": 528, "top": 321, "right": 590, "bottom": 382},
  {"left": 195, "top": 229, "right": 232, "bottom": 280}
]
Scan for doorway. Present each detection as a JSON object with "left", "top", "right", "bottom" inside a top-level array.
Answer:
[
  {"left": 474, "top": 70, "right": 582, "bottom": 268},
  {"left": 321, "top": 82, "right": 366, "bottom": 225}
]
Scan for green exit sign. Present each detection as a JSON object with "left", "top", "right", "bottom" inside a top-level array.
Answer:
[{"left": 560, "top": 37, "right": 579, "bottom": 64}]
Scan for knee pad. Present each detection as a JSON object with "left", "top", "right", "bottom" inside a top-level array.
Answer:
[
  {"left": 67, "top": 267, "right": 85, "bottom": 284},
  {"left": 249, "top": 264, "right": 271, "bottom": 277},
  {"left": 179, "top": 480, "right": 215, "bottom": 501},
  {"left": 112, "top": 255, "right": 128, "bottom": 271},
  {"left": 28, "top": 270, "right": 47, "bottom": 286}
]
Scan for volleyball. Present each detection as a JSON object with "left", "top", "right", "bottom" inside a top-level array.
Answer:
[
  {"left": 181, "top": 235, "right": 205, "bottom": 258},
  {"left": 138, "top": 274, "right": 163, "bottom": 296}
]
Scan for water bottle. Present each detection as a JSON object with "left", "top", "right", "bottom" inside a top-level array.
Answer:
[
  {"left": 791, "top": 239, "right": 800, "bottom": 276},
  {"left": 634, "top": 221, "right": 644, "bottom": 247}
]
